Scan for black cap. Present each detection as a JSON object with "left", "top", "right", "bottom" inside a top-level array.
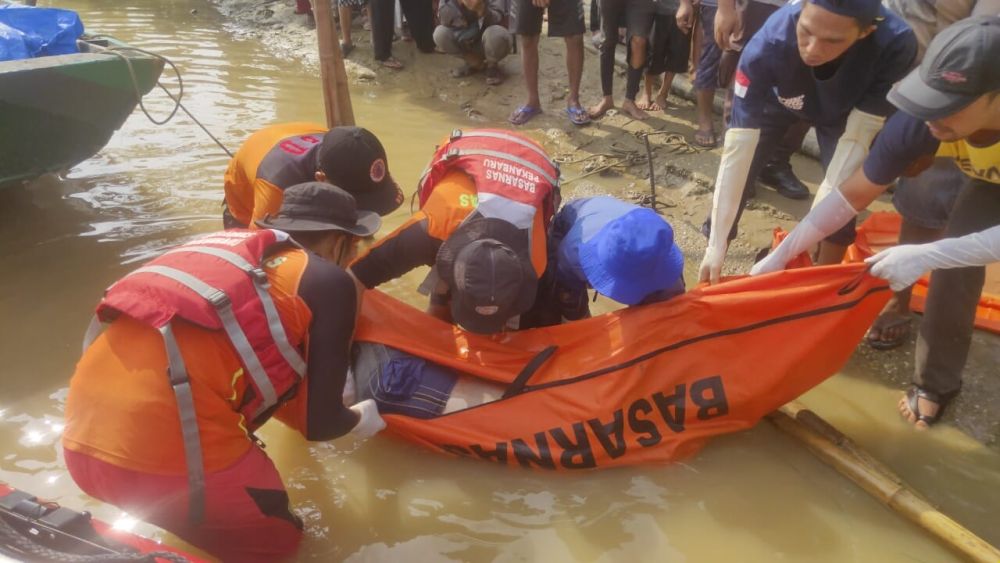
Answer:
[
  {"left": 316, "top": 127, "right": 405, "bottom": 216},
  {"left": 436, "top": 216, "right": 538, "bottom": 334},
  {"left": 889, "top": 16, "right": 1000, "bottom": 121},
  {"left": 255, "top": 182, "right": 381, "bottom": 236}
]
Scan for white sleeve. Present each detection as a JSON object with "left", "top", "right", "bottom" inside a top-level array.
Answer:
[
  {"left": 751, "top": 187, "right": 859, "bottom": 275},
  {"left": 699, "top": 128, "right": 761, "bottom": 283},
  {"left": 866, "top": 225, "right": 1000, "bottom": 291},
  {"left": 811, "top": 109, "right": 885, "bottom": 208}
]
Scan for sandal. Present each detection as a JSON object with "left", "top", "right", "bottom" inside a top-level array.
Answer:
[
  {"left": 565, "top": 105, "right": 591, "bottom": 126},
  {"left": 692, "top": 129, "right": 717, "bottom": 149},
  {"left": 865, "top": 314, "right": 911, "bottom": 350},
  {"left": 485, "top": 64, "right": 504, "bottom": 86},
  {"left": 902, "top": 386, "right": 948, "bottom": 428},
  {"left": 340, "top": 42, "right": 355, "bottom": 56},
  {"left": 508, "top": 104, "right": 543, "bottom": 125},
  {"left": 379, "top": 57, "right": 404, "bottom": 70}
]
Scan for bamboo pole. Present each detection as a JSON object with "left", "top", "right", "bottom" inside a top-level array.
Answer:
[
  {"left": 767, "top": 401, "right": 1000, "bottom": 563},
  {"left": 312, "top": 0, "right": 355, "bottom": 127}
]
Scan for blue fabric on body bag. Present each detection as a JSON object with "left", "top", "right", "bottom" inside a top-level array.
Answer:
[
  {"left": 373, "top": 351, "right": 460, "bottom": 419},
  {"left": 0, "top": 4, "right": 83, "bottom": 61}
]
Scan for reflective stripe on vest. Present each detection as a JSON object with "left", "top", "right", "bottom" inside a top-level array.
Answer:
[
  {"left": 130, "top": 264, "right": 281, "bottom": 417},
  {"left": 160, "top": 323, "right": 207, "bottom": 524}
]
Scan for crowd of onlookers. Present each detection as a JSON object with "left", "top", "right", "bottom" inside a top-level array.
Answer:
[{"left": 291, "top": 0, "right": 810, "bottom": 190}]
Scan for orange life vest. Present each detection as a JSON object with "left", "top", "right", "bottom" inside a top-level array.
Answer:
[
  {"left": 86, "top": 229, "right": 308, "bottom": 521},
  {"left": 417, "top": 129, "right": 561, "bottom": 251}
]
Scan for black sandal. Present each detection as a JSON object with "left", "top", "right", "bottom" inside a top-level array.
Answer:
[{"left": 904, "top": 386, "right": 948, "bottom": 427}]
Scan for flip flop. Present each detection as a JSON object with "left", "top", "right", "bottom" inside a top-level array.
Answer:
[
  {"left": 903, "top": 386, "right": 947, "bottom": 427},
  {"left": 379, "top": 57, "right": 404, "bottom": 70},
  {"left": 565, "top": 105, "right": 591, "bottom": 126},
  {"left": 865, "top": 314, "right": 912, "bottom": 350},
  {"left": 509, "top": 105, "right": 542, "bottom": 125},
  {"left": 692, "top": 130, "right": 717, "bottom": 149}
]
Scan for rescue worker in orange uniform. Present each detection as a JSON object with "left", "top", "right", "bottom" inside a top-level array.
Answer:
[
  {"left": 350, "top": 129, "right": 561, "bottom": 333},
  {"left": 63, "top": 183, "right": 385, "bottom": 563},
  {"left": 222, "top": 122, "right": 404, "bottom": 228}
]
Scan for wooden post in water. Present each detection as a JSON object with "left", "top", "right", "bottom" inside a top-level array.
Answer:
[
  {"left": 312, "top": 0, "right": 355, "bottom": 127},
  {"left": 768, "top": 402, "right": 1000, "bottom": 563}
]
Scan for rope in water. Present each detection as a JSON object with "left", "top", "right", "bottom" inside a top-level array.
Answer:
[{"left": 82, "top": 37, "right": 234, "bottom": 158}]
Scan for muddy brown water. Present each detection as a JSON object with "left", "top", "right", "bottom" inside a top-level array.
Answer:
[{"left": 1, "top": 1, "right": 998, "bottom": 560}]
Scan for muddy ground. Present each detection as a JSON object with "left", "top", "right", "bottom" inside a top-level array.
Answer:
[{"left": 208, "top": 0, "right": 999, "bottom": 448}]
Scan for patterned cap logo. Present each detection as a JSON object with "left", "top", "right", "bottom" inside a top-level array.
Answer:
[
  {"left": 370, "top": 158, "right": 387, "bottom": 183},
  {"left": 940, "top": 71, "right": 967, "bottom": 84}
]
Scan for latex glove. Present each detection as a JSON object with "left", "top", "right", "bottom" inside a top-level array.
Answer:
[
  {"left": 342, "top": 370, "right": 357, "bottom": 406},
  {"left": 699, "top": 244, "right": 727, "bottom": 285},
  {"left": 811, "top": 109, "right": 885, "bottom": 209},
  {"left": 701, "top": 128, "right": 761, "bottom": 284},
  {"left": 348, "top": 399, "right": 386, "bottom": 439},
  {"left": 751, "top": 186, "right": 858, "bottom": 276},
  {"left": 866, "top": 225, "right": 1000, "bottom": 291}
]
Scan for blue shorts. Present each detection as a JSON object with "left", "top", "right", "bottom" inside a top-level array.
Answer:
[
  {"left": 693, "top": 5, "right": 721, "bottom": 90},
  {"left": 351, "top": 343, "right": 460, "bottom": 419}
]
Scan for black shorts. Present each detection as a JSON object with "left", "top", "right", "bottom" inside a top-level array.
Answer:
[
  {"left": 600, "top": 0, "right": 655, "bottom": 38},
  {"left": 647, "top": 12, "right": 689, "bottom": 74},
  {"left": 512, "top": 0, "right": 586, "bottom": 37}
]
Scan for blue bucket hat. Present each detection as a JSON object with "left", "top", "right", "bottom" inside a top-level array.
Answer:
[{"left": 578, "top": 209, "right": 684, "bottom": 306}]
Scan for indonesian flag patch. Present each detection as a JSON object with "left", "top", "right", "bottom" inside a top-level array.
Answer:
[{"left": 734, "top": 69, "right": 750, "bottom": 98}]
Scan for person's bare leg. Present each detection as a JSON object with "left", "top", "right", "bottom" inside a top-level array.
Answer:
[
  {"left": 565, "top": 34, "right": 585, "bottom": 110},
  {"left": 637, "top": 73, "right": 658, "bottom": 110},
  {"left": 868, "top": 221, "right": 944, "bottom": 347},
  {"left": 814, "top": 241, "right": 846, "bottom": 265},
  {"left": 339, "top": 5, "right": 353, "bottom": 46},
  {"left": 521, "top": 34, "right": 542, "bottom": 109},
  {"left": 694, "top": 88, "right": 717, "bottom": 146},
  {"left": 654, "top": 71, "right": 674, "bottom": 110},
  {"left": 620, "top": 35, "right": 649, "bottom": 119}
]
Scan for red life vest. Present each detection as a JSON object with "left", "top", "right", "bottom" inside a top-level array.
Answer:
[
  {"left": 417, "top": 129, "right": 561, "bottom": 231},
  {"left": 95, "top": 229, "right": 307, "bottom": 427}
]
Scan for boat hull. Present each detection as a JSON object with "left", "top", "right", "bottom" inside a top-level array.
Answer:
[{"left": 0, "top": 38, "right": 164, "bottom": 186}]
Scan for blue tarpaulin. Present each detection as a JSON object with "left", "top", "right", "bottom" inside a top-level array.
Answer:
[{"left": 0, "top": 4, "right": 83, "bottom": 62}]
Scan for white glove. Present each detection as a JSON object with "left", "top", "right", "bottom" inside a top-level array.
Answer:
[
  {"left": 866, "top": 225, "right": 1000, "bottom": 291},
  {"left": 811, "top": 109, "right": 885, "bottom": 209},
  {"left": 701, "top": 128, "right": 761, "bottom": 284},
  {"left": 342, "top": 369, "right": 357, "bottom": 405},
  {"left": 699, "top": 244, "right": 728, "bottom": 285},
  {"left": 751, "top": 186, "right": 858, "bottom": 276},
  {"left": 348, "top": 399, "right": 386, "bottom": 439}
]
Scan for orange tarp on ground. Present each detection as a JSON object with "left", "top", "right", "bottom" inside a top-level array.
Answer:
[
  {"left": 355, "top": 264, "right": 889, "bottom": 470},
  {"left": 846, "top": 212, "right": 1000, "bottom": 334}
]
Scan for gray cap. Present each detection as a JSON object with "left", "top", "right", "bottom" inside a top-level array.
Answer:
[
  {"left": 255, "top": 182, "right": 381, "bottom": 236},
  {"left": 889, "top": 16, "right": 1000, "bottom": 121}
]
